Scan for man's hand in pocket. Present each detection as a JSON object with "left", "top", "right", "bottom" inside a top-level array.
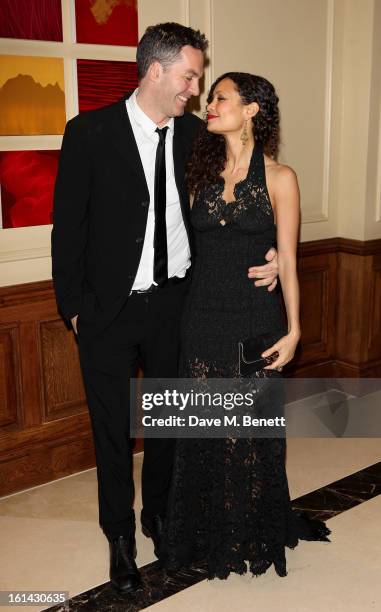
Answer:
[{"left": 71, "top": 314, "right": 79, "bottom": 335}]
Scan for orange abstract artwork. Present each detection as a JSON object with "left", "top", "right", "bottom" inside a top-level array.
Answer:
[{"left": 0, "top": 55, "right": 66, "bottom": 135}]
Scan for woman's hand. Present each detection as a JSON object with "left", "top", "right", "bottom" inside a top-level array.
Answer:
[{"left": 261, "top": 331, "right": 301, "bottom": 371}]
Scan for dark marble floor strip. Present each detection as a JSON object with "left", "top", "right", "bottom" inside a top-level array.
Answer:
[
  {"left": 292, "top": 460, "right": 381, "bottom": 522},
  {"left": 44, "top": 460, "right": 381, "bottom": 612}
]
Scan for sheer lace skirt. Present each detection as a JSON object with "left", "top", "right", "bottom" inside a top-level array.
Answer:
[{"left": 160, "top": 356, "right": 330, "bottom": 579}]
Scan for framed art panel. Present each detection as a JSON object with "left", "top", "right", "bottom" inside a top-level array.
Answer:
[
  {"left": 75, "top": 0, "right": 138, "bottom": 46},
  {"left": 77, "top": 58, "right": 138, "bottom": 111},
  {"left": 0, "top": 150, "right": 60, "bottom": 228},
  {"left": 0, "top": 55, "right": 66, "bottom": 135},
  {"left": 0, "top": 0, "right": 63, "bottom": 42}
]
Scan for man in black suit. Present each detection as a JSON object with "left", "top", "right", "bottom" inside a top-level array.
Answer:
[{"left": 52, "top": 23, "right": 278, "bottom": 593}]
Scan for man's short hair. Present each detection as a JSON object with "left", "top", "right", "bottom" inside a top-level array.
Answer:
[{"left": 136, "top": 22, "right": 208, "bottom": 80}]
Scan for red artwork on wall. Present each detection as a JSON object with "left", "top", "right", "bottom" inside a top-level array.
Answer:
[
  {"left": 75, "top": 0, "right": 138, "bottom": 46},
  {"left": 77, "top": 59, "right": 138, "bottom": 111},
  {"left": 0, "top": 151, "right": 60, "bottom": 228},
  {"left": 0, "top": 0, "right": 63, "bottom": 42}
]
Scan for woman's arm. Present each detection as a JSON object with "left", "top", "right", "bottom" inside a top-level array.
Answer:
[
  {"left": 275, "top": 165, "right": 301, "bottom": 337},
  {"left": 262, "top": 165, "right": 301, "bottom": 369}
]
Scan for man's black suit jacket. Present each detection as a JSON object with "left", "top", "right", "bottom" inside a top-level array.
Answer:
[{"left": 51, "top": 93, "right": 202, "bottom": 328}]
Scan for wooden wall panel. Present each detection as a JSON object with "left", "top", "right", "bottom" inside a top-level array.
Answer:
[
  {"left": 39, "top": 319, "right": 87, "bottom": 422},
  {"left": 368, "top": 254, "right": 381, "bottom": 362},
  {"left": 0, "top": 433, "right": 95, "bottom": 496},
  {"left": 335, "top": 253, "right": 369, "bottom": 364},
  {"left": 297, "top": 252, "right": 336, "bottom": 366},
  {"left": 300, "top": 271, "right": 326, "bottom": 344},
  {"left": 0, "top": 283, "right": 96, "bottom": 496},
  {"left": 0, "top": 326, "right": 21, "bottom": 430},
  {"left": 335, "top": 247, "right": 381, "bottom": 375}
]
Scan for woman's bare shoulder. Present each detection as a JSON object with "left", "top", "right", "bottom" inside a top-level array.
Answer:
[
  {"left": 264, "top": 156, "right": 297, "bottom": 177},
  {"left": 264, "top": 156, "right": 298, "bottom": 190}
]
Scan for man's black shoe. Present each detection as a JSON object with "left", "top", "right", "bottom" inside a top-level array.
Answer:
[
  {"left": 141, "top": 514, "right": 165, "bottom": 558},
  {"left": 109, "top": 535, "right": 141, "bottom": 593}
]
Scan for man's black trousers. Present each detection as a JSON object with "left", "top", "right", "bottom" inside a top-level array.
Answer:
[{"left": 77, "top": 280, "right": 190, "bottom": 540}]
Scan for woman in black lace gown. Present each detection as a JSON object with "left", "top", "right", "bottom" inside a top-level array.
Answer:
[{"left": 160, "top": 73, "right": 330, "bottom": 579}]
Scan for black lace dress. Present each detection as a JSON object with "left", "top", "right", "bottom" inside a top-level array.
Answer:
[{"left": 161, "top": 142, "right": 330, "bottom": 579}]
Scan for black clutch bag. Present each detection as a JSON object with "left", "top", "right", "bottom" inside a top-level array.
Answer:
[{"left": 238, "top": 329, "right": 285, "bottom": 376}]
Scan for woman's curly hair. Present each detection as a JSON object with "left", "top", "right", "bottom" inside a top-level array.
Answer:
[{"left": 187, "top": 72, "right": 280, "bottom": 194}]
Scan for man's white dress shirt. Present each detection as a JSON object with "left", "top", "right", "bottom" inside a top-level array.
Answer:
[{"left": 126, "top": 89, "right": 191, "bottom": 291}]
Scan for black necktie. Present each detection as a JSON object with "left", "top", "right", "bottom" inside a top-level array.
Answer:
[{"left": 154, "top": 126, "right": 169, "bottom": 286}]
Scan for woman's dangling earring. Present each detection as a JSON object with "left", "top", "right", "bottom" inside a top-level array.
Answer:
[
  {"left": 240, "top": 120, "right": 249, "bottom": 145},
  {"left": 202, "top": 106, "right": 208, "bottom": 122}
]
